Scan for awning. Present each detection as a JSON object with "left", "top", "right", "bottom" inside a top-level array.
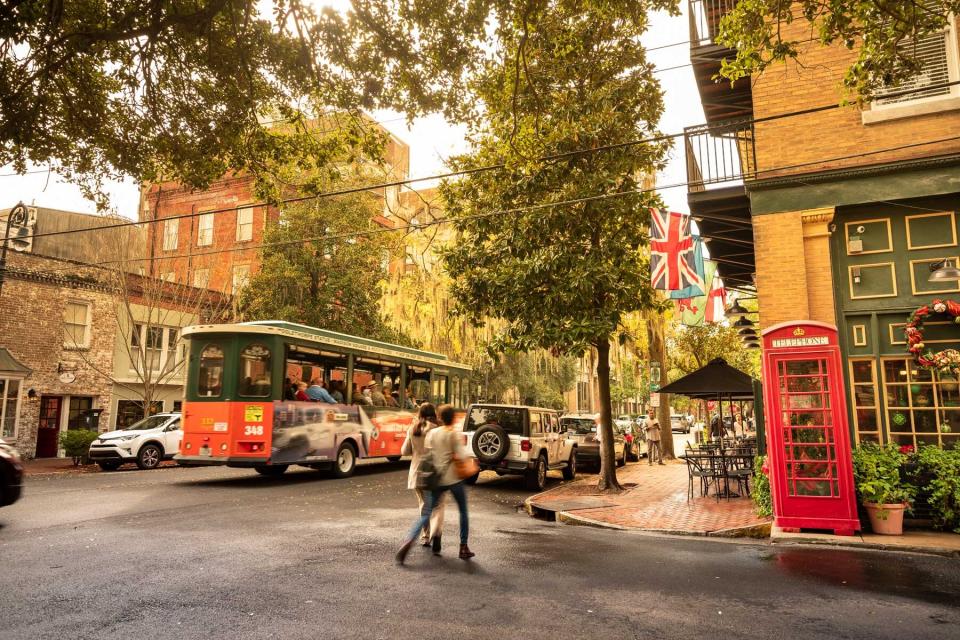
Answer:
[
  {"left": 0, "top": 348, "right": 31, "bottom": 375},
  {"left": 657, "top": 357, "right": 756, "bottom": 401}
]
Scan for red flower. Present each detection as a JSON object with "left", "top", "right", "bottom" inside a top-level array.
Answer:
[
  {"left": 761, "top": 461, "right": 769, "bottom": 476},
  {"left": 899, "top": 445, "right": 914, "bottom": 454},
  {"left": 914, "top": 306, "right": 930, "bottom": 318}
]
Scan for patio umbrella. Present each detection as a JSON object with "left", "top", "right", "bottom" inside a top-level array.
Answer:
[{"left": 658, "top": 358, "right": 758, "bottom": 439}]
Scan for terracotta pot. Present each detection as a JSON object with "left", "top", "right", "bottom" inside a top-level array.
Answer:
[{"left": 864, "top": 502, "right": 906, "bottom": 535}]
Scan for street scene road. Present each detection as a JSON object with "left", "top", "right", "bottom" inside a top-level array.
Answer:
[{"left": 1, "top": 460, "right": 957, "bottom": 640}]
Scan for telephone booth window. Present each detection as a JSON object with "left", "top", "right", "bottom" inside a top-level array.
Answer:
[{"left": 778, "top": 358, "right": 839, "bottom": 498}]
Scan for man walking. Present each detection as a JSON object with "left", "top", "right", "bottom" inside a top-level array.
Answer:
[{"left": 645, "top": 410, "right": 664, "bottom": 465}]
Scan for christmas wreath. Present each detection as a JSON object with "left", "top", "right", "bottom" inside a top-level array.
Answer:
[{"left": 905, "top": 298, "right": 960, "bottom": 374}]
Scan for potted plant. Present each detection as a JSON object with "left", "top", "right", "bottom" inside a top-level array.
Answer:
[{"left": 851, "top": 443, "right": 916, "bottom": 535}]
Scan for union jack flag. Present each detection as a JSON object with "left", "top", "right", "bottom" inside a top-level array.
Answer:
[{"left": 650, "top": 208, "right": 704, "bottom": 293}]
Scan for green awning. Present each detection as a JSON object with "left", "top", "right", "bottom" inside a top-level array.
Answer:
[{"left": 0, "top": 348, "right": 30, "bottom": 375}]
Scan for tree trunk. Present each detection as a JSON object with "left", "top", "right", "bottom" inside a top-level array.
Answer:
[
  {"left": 647, "top": 312, "right": 675, "bottom": 460},
  {"left": 595, "top": 339, "right": 622, "bottom": 493}
]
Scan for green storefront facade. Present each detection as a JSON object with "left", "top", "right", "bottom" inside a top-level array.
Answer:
[{"left": 751, "top": 158, "right": 960, "bottom": 449}]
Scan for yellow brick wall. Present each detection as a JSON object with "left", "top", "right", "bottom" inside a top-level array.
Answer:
[
  {"left": 751, "top": 18, "right": 960, "bottom": 179},
  {"left": 754, "top": 211, "right": 809, "bottom": 329}
]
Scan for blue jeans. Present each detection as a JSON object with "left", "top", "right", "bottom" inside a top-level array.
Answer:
[{"left": 407, "top": 482, "right": 469, "bottom": 545}]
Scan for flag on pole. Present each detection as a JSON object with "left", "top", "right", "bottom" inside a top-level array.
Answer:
[
  {"left": 650, "top": 208, "right": 704, "bottom": 293},
  {"left": 668, "top": 236, "right": 706, "bottom": 299},
  {"left": 674, "top": 261, "right": 723, "bottom": 327}
]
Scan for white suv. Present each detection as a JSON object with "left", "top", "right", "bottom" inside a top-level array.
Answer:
[
  {"left": 88, "top": 413, "right": 182, "bottom": 471},
  {"left": 461, "top": 404, "right": 576, "bottom": 491}
]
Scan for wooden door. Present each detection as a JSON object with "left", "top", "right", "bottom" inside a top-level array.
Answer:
[{"left": 36, "top": 396, "right": 63, "bottom": 458}]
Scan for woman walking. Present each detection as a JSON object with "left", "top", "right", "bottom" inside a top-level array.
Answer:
[
  {"left": 400, "top": 403, "right": 445, "bottom": 552},
  {"left": 396, "top": 404, "right": 475, "bottom": 564}
]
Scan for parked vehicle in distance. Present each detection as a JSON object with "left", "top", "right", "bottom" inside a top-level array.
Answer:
[
  {"left": 618, "top": 421, "right": 646, "bottom": 461},
  {"left": 462, "top": 404, "right": 576, "bottom": 491},
  {"left": 670, "top": 414, "right": 690, "bottom": 434},
  {"left": 0, "top": 439, "right": 24, "bottom": 507},
  {"left": 88, "top": 413, "right": 182, "bottom": 470},
  {"left": 559, "top": 413, "right": 626, "bottom": 469}
]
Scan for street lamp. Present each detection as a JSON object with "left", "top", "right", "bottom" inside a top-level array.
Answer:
[{"left": 0, "top": 201, "right": 29, "bottom": 297}]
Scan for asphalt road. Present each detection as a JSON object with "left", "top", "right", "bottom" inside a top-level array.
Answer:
[{"left": 0, "top": 461, "right": 957, "bottom": 640}]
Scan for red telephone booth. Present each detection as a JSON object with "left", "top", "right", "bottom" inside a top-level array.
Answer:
[{"left": 760, "top": 321, "right": 860, "bottom": 536}]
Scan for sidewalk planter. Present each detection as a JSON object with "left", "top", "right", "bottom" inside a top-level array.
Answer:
[
  {"left": 852, "top": 444, "right": 916, "bottom": 536},
  {"left": 863, "top": 502, "right": 907, "bottom": 536}
]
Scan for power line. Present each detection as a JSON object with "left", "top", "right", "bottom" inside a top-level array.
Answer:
[
  {"left": 12, "top": 77, "right": 959, "bottom": 246},
  {"left": 27, "top": 131, "right": 960, "bottom": 279}
]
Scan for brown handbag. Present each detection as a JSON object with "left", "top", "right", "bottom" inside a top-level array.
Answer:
[{"left": 452, "top": 454, "right": 480, "bottom": 480}]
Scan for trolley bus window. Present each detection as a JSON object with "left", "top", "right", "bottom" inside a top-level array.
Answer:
[
  {"left": 198, "top": 344, "right": 224, "bottom": 397},
  {"left": 432, "top": 375, "right": 448, "bottom": 405},
  {"left": 406, "top": 366, "right": 431, "bottom": 408},
  {"left": 284, "top": 345, "right": 349, "bottom": 401},
  {"left": 354, "top": 356, "right": 402, "bottom": 407},
  {"left": 451, "top": 377, "right": 461, "bottom": 408},
  {"left": 239, "top": 343, "right": 272, "bottom": 397}
]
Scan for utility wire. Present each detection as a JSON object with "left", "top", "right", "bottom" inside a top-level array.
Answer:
[
  {"left": 25, "top": 131, "right": 960, "bottom": 278},
  {"left": 10, "top": 78, "right": 959, "bottom": 245}
]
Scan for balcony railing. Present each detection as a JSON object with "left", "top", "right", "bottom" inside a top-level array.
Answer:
[
  {"left": 689, "top": 0, "right": 737, "bottom": 48},
  {"left": 684, "top": 118, "right": 756, "bottom": 192}
]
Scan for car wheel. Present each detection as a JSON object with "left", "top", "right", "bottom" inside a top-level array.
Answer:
[
  {"left": 471, "top": 424, "right": 510, "bottom": 465},
  {"left": 386, "top": 455, "right": 402, "bottom": 462},
  {"left": 525, "top": 455, "right": 548, "bottom": 491},
  {"left": 255, "top": 464, "right": 289, "bottom": 476},
  {"left": 464, "top": 472, "right": 480, "bottom": 485},
  {"left": 332, "top": 442, "right": 357, "bottom": 478},
  {"left": 97, "top": 461, "right": 121, "bottom": 471},
  {"left": 562, "top": 451, "right": 577, "bottom": 480},
  {"left": 136, "top": 444, "right": 163, "bottom": 470}
]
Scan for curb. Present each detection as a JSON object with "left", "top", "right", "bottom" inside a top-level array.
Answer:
[{"left": 770, "top": 528, "right": 960, "bottom": 558}]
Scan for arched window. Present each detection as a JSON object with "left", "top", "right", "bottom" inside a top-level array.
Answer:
[
  {"left": 239, "top": 343, "right": 272, "bottom": 397},
  {"left": 198, "top": 344, "right": 224, "bottom": 397}
]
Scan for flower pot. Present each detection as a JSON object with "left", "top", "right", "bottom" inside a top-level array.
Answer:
[{"left": 864, "top": 502, "right": 907, "bottom": 535}]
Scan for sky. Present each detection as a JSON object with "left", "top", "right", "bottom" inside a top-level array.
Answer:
[{"left": 0, "top": 5, "right": 703, "bottom": 219}]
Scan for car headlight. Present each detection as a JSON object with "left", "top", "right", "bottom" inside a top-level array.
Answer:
[{"left": 117, "top": 434, "right": 138, "bottom": 442}]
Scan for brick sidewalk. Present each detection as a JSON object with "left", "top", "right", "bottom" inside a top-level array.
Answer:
[{"left": 526, "top": 460, "right": 772, "bottom": 537}]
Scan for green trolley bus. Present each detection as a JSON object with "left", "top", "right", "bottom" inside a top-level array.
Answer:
[{"left": 175, "top": 321, "right": 474, "bottom": 477}]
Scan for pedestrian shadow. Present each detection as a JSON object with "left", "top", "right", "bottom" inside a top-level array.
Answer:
[{"left": 398, "top": 555, "right": 486, "bottom": 576}]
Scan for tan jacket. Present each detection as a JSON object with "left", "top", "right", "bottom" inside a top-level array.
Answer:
[
  {"left": 426, "top": 426, "right": 466, "bottom": 487},
  {"left": 401, "top": 421, "right": 436, "bottom": 490}
]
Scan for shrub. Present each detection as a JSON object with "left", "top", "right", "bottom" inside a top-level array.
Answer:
[
  {"left": 752, "top": 455, "right": 772, "bottom": 517},
  {"left": 851, "top": 444, "right": 916, "bottom": 510},
  {"left": 915, "top": 446, "right": 960, "bottom": 533},
  {"left": 59, "top": 429, "right": 99, "bottom": 465}
]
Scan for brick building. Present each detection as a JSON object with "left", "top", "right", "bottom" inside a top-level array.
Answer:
[
  {"left": 686, "top": 1, "right": 960, "bottom": 447},
  {"left": 138, "top": 124, "right": 411, "bottom": 295}
]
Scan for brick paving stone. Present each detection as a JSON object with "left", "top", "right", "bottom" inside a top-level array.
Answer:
[{"left": 528, "top": 460, "right": 772, "bottom": 536}]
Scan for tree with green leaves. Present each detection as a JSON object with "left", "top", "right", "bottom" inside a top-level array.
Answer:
[
  {"left": 717, "top": 1, "right": 960, "bottom": 98},
  {"left": 440, "top": 1, "right": 673, "bottom": 492},
  {"left": 236, "top": 185, "right": 412, "bottom": 346},
  {"left": 481, "top": 351, "right": 578, "bottom": 410}
]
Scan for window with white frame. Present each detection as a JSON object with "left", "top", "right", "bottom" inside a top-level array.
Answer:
[
  {"left": 193, "top": 268, "right": 210, "bottom": 289},
  {"left": 236, "top": 206, "right": 254, "bottom": 242},
  {"left": 63, "top": 300, "right": 92, "bottom": 348},
  {"left": 197, "top": 212, "right": 214, "bottom": 246},
  {"left": 130, "top": 324, "right": 182, "bottom": 374},
  {"left": 232, "top": 264, "right": 250, "bottom": 295},
  {"left": 875, "top": 15, "right": 959, "bottom": 106},
  {"left": 162, "top": 219, "right": 178, "bottom": 251},
  {"left": 162, "top": 272, "right": 176, "bottom": 283},
  {"left": 0, "top": 377, "right": 22, "bottom": 438}
]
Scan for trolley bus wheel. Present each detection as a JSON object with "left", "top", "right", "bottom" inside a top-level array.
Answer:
[
  {"left": 332, "top": 442, "right": 357, "bottom": 478},
  {"left": 254, "top": 465, "right": 288, "bottom": 477}
]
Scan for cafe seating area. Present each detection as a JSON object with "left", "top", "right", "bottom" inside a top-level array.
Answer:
[{"left": 682, "top": 437, "right": 757, "bottom": 502}]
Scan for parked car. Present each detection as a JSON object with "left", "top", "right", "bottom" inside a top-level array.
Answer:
[
  {"left": 0, "top": 439, "right": 24, "bottom": 508},
  {"left": 88, "top": 413, "right": 182, "bottom": 470},
  {"left": 559, "top": 413, "right": 626, "bottom": 469},
  {"left": 670, "top": 414, "right": 690, "bottom": 434},
  {"left": 614, "top": 415, "right": 643, "bottom": 461},
  {"left": 462, "top": 404, "right": 576, "bottom": 491}
]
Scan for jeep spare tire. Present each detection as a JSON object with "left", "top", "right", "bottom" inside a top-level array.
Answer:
[{"left": 472, "top": 424, "right": 510, "bottom": 464}]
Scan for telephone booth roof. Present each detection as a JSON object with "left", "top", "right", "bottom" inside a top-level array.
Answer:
[{"left": 657, "top": 358, "right": 757, "bottom": 400}]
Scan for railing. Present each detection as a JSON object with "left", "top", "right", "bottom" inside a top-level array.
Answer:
[
  {"left": 688, "top": 0, "right": 737, "bottom": 48},
  {"left": 684, "top": 118, "right": 756, "bottom": 192}
]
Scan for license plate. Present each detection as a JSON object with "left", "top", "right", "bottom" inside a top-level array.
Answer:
[{"left": 199, "top": 445, "right": 211, "bottom": 456}]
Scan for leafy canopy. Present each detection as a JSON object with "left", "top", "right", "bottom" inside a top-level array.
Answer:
[
  {"left": 718, "top": 1, "right": 960, "bottom": 99},
  {"left": 441, "top": 0, "right": 674, "bottom": 356}
]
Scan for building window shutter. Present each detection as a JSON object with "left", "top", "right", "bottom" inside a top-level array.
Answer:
[{"left": 876, "top": 23, "right": 956, "bottom": 105}]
